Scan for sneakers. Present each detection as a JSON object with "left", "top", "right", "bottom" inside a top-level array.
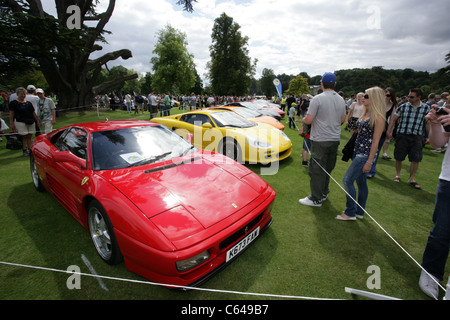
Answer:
[
  {"left": 299, "top": 196, "right": 322, "bottom": 207},
  {"left": 22, "top": 149, "right": 29, "bottom": 157},
  {"left": 302, "top": 160, "right": 309, "bottom": 167},
  {"left": 335, "top": 213, "right": 356, "bottom": 221},
  {"left": 382, "top": 153, "right": 392, "bottom": 159},
  {"left": 419, "top": 270, "right": 439, "bottom": 299}
]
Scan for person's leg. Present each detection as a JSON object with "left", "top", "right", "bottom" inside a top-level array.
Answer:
[
  {"left": 421, "top": 179, "right": 450, "bottom": 281},
  {"left": 395, "top": 160, "right": 402, "bottom": 180},
  {"left": 308, "top": 141, "right": 327, "bottom": 202},
  {"left": 322, "top": 141, "right": 340, "bottom": 198}
]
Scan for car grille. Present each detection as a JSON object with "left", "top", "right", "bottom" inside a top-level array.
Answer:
[{"left": 219, "top": 212, "right": 264, "bottom": 250}]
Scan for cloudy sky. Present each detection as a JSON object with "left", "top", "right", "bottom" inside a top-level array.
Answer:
[{"left": 43, "top": 0, "right": 450, "bottom": 82}]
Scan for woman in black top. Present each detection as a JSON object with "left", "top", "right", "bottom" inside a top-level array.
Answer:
[{"left": 9, "top": 87, "right": 40, "bottom": 156}]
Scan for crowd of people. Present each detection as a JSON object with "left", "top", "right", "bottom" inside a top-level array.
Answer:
[
  {"left": 1, "top": 85, "right": 57, "bottom": 156},
  {"left": 296, "top": 72, "right": 449, "bottom": 299},
  {"left": 95, "top": 91, "right": 253, "bottom": 118}
]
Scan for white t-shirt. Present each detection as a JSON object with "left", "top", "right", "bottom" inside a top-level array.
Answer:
[
  {"left": 307, "top": 91, "right": 346, "bottom": 142},
  {"left": 26, "top": 94, "right": 39, "bottom": 113},
  {"left": 439, "top": 136, "right": 450, "bottom": 181}
]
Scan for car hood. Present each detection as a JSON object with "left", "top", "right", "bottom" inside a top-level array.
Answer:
[
  {"left": 231, "top": 123, "right": 291, "bottom": 147},
  {"left": 97, "top": 155, "right": 262, "bottom": 230}
]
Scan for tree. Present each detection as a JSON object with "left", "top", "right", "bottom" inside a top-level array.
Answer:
[
  {"left": 151, "top": 25, "right": 196, "bottom": 95},
  {"left": 259, "top": 68, "right": 277, "bottom": 97},
  {"left": 285, "top": 75, "right": 310, "bottom": 96},
  {"left": 208, "top": 13, "right": 256, "bottom": 96},
  {"left": 0, "top": 0, "right": 138, "bottom": 110}
]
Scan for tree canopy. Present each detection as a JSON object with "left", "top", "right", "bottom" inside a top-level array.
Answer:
[
  {"left": 0, "top": 0, "right": 138, "bottom": 109},
  {"left": 151, "top": 25, "right": 196, "bottom": 95},
  {"left": 207, "top": 13, "right": 256, "bottom": 96}
]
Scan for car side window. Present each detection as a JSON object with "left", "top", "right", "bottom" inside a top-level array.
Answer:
[
  {"left": 181, "top": 114, "right": 213, "bottom": 126},
  {"left": 55, "top": 127, "right": 88, "bottom": 159}
]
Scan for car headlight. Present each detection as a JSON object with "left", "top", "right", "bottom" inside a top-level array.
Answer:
[
  {"left": 246, "top": 135, "right": 272, "bottom": 149},
  {"left": 279, "top": 129, "right": 291, "bottom": 142},
  {"left": 176, "top": 251, "right": 210, "bottom": 272}
]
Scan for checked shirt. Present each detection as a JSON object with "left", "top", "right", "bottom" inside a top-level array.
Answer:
[{"left": 394, "top": 102, "right": 430, "bottom": 136}]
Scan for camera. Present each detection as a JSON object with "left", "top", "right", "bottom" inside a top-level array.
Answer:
[
  {"left": 434, "top": 106, "right": 450, "bottom": 132},
  {"left": 435, "top": 106, "right": 448, "bottom": 115}
]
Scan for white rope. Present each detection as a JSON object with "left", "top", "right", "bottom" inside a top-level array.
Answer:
[{"left": 0, "top": 260, "right": 339, "bottom": 300}]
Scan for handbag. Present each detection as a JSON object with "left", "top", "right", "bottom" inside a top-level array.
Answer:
[
  {"left": 341, "top": 132, "right": 357, "bottom": 162},
  {"left": 6, "top": 132, "right": 23, "bottom": 150},
  {"left": 299, "top": 122, "right": 311, "bottom": 137}
]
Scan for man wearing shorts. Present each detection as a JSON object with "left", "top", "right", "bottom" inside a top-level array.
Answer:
[{"left": 387, "top": 88, "right": 430, "bottom": 189}]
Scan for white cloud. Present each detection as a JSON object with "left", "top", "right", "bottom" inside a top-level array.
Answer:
[{"left": 42, "top": 0, "right": 450, "bottom": 85}]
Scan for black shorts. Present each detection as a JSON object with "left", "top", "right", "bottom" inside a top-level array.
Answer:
[{"left": 394, "top": 133, "right": 423, "bottom": 162}]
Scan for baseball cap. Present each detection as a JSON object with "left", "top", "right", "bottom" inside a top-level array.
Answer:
[
  {"left": 321, "top": 72, "right": 336, "bottom": 84},
  {"left": 27, "top": 85, "right": 36, "bottom": 91},
  {"left": 36, "top": 88, "right": 44, "bottom": 93}
]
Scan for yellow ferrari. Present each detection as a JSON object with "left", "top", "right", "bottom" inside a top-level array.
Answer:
[{"left": 151, "top": 109, "right": 292, "bottom": 164}]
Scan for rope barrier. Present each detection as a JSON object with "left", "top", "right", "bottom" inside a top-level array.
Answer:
[{"left": 0, "top": 260, "right": 339, "bottom": 300}]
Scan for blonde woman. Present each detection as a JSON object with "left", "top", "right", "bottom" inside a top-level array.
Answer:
[
  {"left": 337, "top": 87, "right": 386, "bottom": 221},
  {"left": 345, "top": 92, "right": 364, "bottom": 134}
]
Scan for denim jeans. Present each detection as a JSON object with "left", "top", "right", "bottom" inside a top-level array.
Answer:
[
  {"left": 343, "top": 154, "right": 369, "bottom": 217},
  {"left": 421, "top": 179, "right": 450, "bottom": 281}
]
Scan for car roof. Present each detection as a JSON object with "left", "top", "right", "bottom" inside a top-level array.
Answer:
[{"left": 67, "top": 120, "right": 159, "bottom": 133}]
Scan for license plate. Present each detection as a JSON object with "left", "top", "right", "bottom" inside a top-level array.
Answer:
[{"left": 226, "top": 227, "right": 260, "bottom": 262}]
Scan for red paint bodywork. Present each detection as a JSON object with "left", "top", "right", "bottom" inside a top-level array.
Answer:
[{"left": 30, "top": 120, "right": 275, "bottom": 287}]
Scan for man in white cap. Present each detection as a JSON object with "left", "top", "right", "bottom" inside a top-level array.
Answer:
[
  {"left": 299, "top": 72, "right": 346, "bottom": 207},
  {"left": 36, "top": 88, "right": 56, "bottom": 134}
]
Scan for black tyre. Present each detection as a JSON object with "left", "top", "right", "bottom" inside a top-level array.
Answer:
[
  {"left": 87, "top": 200, "right": 123, "bottom": 265},
  {"left": 219, "top": 137, "right": 243, "bottom": 163},
  {"left": 30, "top": 153, "right": 45, "bottom": 192}
]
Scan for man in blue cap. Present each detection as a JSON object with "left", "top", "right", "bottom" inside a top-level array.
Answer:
[{"left": 299, "top": 72, "right": 346, "bottom": 207}]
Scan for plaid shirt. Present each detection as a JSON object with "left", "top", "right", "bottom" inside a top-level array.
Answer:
[{"left": 394, "top": 102, "right": 430, "bottom": 136}]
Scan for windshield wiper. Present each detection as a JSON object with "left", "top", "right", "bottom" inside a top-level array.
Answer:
[
  {"left": 126, "top": 151, "right": 172, "bottom": 167},
  {"left": 180, "top": 145, "right": 196, "bottom": 156}
]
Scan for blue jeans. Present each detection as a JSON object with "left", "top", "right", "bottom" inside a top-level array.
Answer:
[
  {"left": 343, "top": 154, "right": 369, "bottom": 217},
  {"left": 421, "top": 179, "right": 450, "bottom": 281}
]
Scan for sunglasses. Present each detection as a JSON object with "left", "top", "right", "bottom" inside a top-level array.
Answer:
[
  {"left": 408, "top": 95, "right": 417, "bottom": 99},
  {"left": 364, "top": 94, "right": 369, "bottom": 99}
]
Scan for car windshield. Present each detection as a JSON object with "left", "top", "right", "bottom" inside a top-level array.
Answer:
[
  {"left": 210, "top": 111, "right": 257, "bottom": 128},
  {"left": 92, "top": 125, "right": 196, "bottom": 170},
  {"left": 232, "top": 107, "right": 262, "bottom": 118}
]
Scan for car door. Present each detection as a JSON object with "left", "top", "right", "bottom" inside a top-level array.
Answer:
[
  {"left": 178, "top": 113, "right": 222, "bottom": 151},
  {"left": 48, "top": 127, "right": 89, "bottom": 222}
]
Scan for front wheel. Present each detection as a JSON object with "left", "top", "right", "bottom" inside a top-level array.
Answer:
[
  {"left": 219, "top": 137, "right": 243, "bottom": 163},
  {"left": 30, "top": 153, "right": 44, "bottom": 192},
  {"left": 87, "top": 200, "right": 123, "bottom": 265}
]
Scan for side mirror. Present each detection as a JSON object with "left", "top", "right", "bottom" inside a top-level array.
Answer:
[
  {"left": 53, "top": 151, "right": 86, "bottom": 169},
  {"left": 202, "top": 123, "right": 213, "bottom": 129}
]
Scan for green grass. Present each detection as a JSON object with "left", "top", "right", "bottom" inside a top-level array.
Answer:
[{"left": 0, "top": 106, "right": 448, "bottom": 300}]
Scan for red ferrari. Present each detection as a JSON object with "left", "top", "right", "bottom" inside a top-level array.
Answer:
[{"left": 30, "top": 120, "right": 275, "bottom": 287}]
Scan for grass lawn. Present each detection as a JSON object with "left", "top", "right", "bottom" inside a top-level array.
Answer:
[{"left": 0, "top": 105, "right": 448, "bottom": 301}]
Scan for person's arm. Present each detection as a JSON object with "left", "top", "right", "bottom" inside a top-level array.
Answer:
[
  {"left": 9, "top": 110, "right": 15, "bottom": 131},
  {"left": 386, "top": 113, "right": 399, "bottom": 140},
  {"left": 303, "top": 114, "right": 314, "bottom": 125},
  {"left": 363, "top": 115, "right": 385, "bottom": 173},
  {"left": 426, "top": 106, "right": 450, "bottom": 148}
]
